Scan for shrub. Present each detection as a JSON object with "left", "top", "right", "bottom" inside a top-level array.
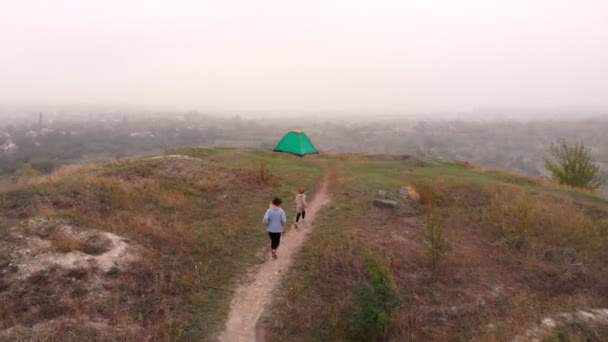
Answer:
[
  {"left": 502, "top": 194, "right": 534, "bottom": 249},
  {"left": 544, "top": 139, "right": 603, "bottom": 190},
  {"left": 349, "top": 253, "right": 400, "bottom": 341}
]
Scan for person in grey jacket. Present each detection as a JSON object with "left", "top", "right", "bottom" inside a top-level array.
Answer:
[{"left": 263, "top": 197, "right": 287, "bottom": 259}]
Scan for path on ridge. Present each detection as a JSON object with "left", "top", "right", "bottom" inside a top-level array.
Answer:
[{"left": 218, "top": 169, "right": 334, "bottom": 342}]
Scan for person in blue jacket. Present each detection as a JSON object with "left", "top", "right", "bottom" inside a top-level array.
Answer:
[{"left": 263, "top": 197, "right": 287, "bottom": 259}]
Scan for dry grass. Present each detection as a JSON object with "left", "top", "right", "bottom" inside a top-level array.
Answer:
[
  {"left": 464, "top": 162, "right": 608, "bottom": 203},
  {"left": 50, "top": 230, "right": 85, "bottom": 253},
  {"left": 0, "top": 163, "right": 100, "bottom": 195},
  {"left": 262, "top": 159, "right": 608, "bottom": 341},
  {"left": 4, "top": 152, "right": 606, "bottom": 340},
  {"left": 0, "top": 149, "right": 324, "bottom": 340}
]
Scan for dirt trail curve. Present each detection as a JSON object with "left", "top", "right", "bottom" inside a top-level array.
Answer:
[{"left": 217, "top": 169, "right": 335, "bottom": 342}]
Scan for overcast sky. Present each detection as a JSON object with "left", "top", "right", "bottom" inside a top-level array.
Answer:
[{"left": 1, "top": 0, "right": 607, "bottom": 115}]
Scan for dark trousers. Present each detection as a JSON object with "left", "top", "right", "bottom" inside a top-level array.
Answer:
[
  {"left": 268, "top": 232, "right": 281, "bottom": 250},
  {"left": 296, "top": 211, "right": 306, "bottom": 222}
]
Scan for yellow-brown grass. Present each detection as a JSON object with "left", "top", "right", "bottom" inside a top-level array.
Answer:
[
  {"left": 467, "top": 161, "right": 608, "bottom": 201},
  {"left": 0, "top": 163, "right": 100, "bottom": 195},
  {"left": 263, "top": 161, "right": 608, "bottom": 341},
  {"left": 0, "top": 150, "right": 325, "bottom": 340},
  {"left": 50, "top": 230, "right": 85, "bottom": 253}
]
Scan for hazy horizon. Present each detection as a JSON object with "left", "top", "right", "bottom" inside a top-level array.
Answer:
[{"left": 1, "top": 0, "right": 607, "bottom": 116}]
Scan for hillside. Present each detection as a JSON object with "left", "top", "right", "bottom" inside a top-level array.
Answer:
[
  {"left": 1, "top": 149, "right": 607, "bottom": 341},
  {"left": 261, "top": 156, "right": 608, "bottom": 341},
  {"left": 0, "top": 148, "right": 323, "bottom": 340}
]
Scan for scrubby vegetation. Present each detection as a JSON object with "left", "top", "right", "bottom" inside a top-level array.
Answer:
[{"left": 349, "top": 253, "right": 400, "bottom": 341}]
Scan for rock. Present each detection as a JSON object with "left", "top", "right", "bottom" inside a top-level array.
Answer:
[
  {"left": 378, "top": 190, "right": 388, "bottom": 197},
  {"left": 373, "top": 199, "right": 398, "bottom": 208},
  {"left": 399, "top": 186, "right": 421, "bottom": 202},
  {"left": 541, "top": 318, "right": 556, "bottom": 328}
]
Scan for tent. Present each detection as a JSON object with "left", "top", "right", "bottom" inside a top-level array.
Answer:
[{"left": 273, "top": 130, "right": 319, "bottom": 157}]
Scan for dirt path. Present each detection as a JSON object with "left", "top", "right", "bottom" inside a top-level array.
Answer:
[{"left": 217, "top": 170, "right": 334, "bottom": 342}]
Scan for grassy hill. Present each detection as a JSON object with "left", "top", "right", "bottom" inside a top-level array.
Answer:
[
  {"left": 1, "top": 149, "right": 607, "bottom": 341},
  {"left": 0, "top": 148, "right": 323, "bottom": 340},
  {"left": 261, "top": 155, "right": 608, "bottom": 341}
]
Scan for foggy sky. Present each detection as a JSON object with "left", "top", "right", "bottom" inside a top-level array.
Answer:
[{"left": 1, "top": 0, "right": 607, "bottom": 115}]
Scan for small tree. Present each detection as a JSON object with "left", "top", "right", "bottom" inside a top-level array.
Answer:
[{"left": 544, "top": 139, "right": 603, "bottom": 191}]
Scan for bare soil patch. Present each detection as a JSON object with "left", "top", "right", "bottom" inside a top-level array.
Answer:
[{"left": 0, "top": 218, "right": 141, "bottom": 339}]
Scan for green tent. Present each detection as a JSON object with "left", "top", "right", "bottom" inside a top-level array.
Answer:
[{"left": 273, "top": 130, "right": 318, "bottom": 157}]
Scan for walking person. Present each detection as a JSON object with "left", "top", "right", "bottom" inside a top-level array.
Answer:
[
  {"left": 294, "top": 187, "right": 308, "bottom": 229},
  {"left": 263, "top": 197, "right": 287, "bottom": 259}
]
